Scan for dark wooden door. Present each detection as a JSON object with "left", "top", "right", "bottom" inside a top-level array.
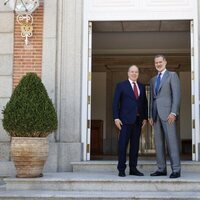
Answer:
[{"left": 91, "top": 120, "right": 103, "bottom": 155}]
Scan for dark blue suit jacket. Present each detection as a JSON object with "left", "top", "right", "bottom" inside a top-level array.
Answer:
[{"left": 113, "top": 80, "right": 148, "bottom": 124}]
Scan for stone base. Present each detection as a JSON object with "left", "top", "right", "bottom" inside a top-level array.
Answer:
[
  {"left": 57, "top": 142, "right": 82, "bottom": 172},
  {"left": 0, "top": 161, "right": 15, "bottom": 177}
]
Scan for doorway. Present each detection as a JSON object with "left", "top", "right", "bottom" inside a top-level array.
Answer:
[{"left": 90, "top": 20, "right": 192, "bottom": 160}]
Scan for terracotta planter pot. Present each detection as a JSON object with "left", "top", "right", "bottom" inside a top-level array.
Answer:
[{"left": 11, "top": 137, "right": 49, "bottom": 178}]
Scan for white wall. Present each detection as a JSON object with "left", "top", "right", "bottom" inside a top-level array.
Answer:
[
  {"left": 91, "top": 72, "right": 107, "bottom": 139},
  {"left": 87, "top": 0, "right": 195, "bottom": 21}
]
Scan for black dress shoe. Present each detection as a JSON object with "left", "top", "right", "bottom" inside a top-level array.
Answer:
[
  {"left": 118, "top": 171, "right": 126, "bottom": 177},
  {"left": 150, "top": 171, "right": 167, "bottom": 176},
  {"left": 169, "top": 172, "right": 180, "bottom": 178},
  {"left": 130, "top": 168, "right": 144, "bottom": 176}
]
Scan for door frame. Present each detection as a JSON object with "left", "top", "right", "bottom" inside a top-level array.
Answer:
[{"left": 81, "top": 1, "right": 200, "bottom": 161}]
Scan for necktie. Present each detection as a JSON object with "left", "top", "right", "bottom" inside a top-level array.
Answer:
[
  {"left": 133, "top": 82, "right": 138, "bottom": 99},
  {"left": 155, "top": 73, "right": 161, "bottom": 95}
]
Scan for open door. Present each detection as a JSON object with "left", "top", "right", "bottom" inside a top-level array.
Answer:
[
  {"left": 87, "top": 20, "right": 195, "bottom": 160},
  {"left": 86, "top": 21, "right": 92, "bottom": 160},
  {"left": 191, "top": 20, "right": 200, "bottom": 161},
  {"left": 191, "top": 20, "right": 195, "bottom": 161}
]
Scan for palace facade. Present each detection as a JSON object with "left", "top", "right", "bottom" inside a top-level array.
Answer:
[{"left": 0, "top": 0, "right": 200, "bottom": 176}]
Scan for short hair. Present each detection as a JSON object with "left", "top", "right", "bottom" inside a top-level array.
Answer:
[
  {"left": 154, "top": 54, "right": 166, "bottom": 61},
  {"left": 128, "top": 65, "right": 139, "bottom": 72}
]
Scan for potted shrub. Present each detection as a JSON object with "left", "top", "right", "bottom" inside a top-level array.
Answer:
[{"left": 2, "top": 72, "right": 58, "bottom": 178}]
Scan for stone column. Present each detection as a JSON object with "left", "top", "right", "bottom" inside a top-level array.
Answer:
[
  {"left": 56, "top": 0, "right": 83, "bottom": 171},
  {"left": 0, "top": 1, "right": 15, "bottom": 176},
  {"left": 42, "top": 0, "right": 58, "bottom": 172}
]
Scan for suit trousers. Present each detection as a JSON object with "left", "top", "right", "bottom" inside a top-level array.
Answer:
[
  {"left": 153, "top": 115, "right": 181, "bottom": 173},
  {"left": 117, "top": 117, "right": 142, "bottom": 172}
]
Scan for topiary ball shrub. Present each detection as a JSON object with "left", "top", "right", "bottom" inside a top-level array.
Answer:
[{"left": 2, "top": 72, "right": 58, "bottom": 137}]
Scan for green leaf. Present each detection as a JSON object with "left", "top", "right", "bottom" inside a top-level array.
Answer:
[{"left": 2, "top": 73, "right": 58, "bottom": 137}]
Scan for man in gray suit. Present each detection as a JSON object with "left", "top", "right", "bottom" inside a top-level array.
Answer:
[{"left": 149, "top": 55, "right": 181, "bottom": 178}]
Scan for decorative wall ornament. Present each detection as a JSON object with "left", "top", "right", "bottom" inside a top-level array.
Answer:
[
  {"left": 4, "top": 0, "right": 39, "bottom": 46},
  {"left": 17, "top": 14, "right": 33, "bottom": 45}
]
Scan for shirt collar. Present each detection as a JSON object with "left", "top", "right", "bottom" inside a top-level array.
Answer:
[
  {"left": 158, "top": 69, "right": 166, "bottom": 78},
  {"left": 129, "top": 79, "right": 137, "bottom": 85}
]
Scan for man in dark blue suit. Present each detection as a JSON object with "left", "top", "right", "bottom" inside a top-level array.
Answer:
[{"left": 113, "top": 65, "right": 148, "bottom": 177}]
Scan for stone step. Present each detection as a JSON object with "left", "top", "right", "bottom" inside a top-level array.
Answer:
[
  {"left": 4, "top": 172, "right": 200, "bottom": 192},
  {"left": 71, "top": 160, "right": 200, "bottom": 173},
  {"left": 0, "top": 190, "right": 200, "bottom": 200}
]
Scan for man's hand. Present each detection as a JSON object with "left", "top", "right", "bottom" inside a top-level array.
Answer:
[
  {"left": 142, "top": 119, "right": 147, "bottom": 129},
  {"left": 167, "top": 113, "right": 176, "bottom": 124},
  {"left": 148, "top": 118, "right": 154, "bottom": 126},
  {"left": 114, "top": 119, "right": 123, "bottom": 130}
]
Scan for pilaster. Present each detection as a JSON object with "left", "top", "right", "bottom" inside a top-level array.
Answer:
[
  {"left": 56, "top": 0, "right": 83, "bottom": 170},
  {"left": 0, "top": 1, "right": 14, "bottom": 161}
]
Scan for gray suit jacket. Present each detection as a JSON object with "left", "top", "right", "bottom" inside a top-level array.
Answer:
[{"left": 149, "top": 70, "right": 181, "bottom": 121}]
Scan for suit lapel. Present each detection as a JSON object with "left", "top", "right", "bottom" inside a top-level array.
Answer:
[
  {"left": 126, "top": 80, "right": 137, "bottom": 100},
  {"left": 126, "top": 80, "right": 134, "bottom": 98},
  {"left": 153, "top": 70, "right": 169, "bottom": 94},
  {"left": 156, "top": 70, "right": 169, "bottom": 94},
  {"left": 159, "top": 70, "right": 169, "bottom": 90}
]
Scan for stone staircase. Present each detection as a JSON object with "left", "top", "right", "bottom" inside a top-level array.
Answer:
[
  {"left": 71, "top": 160, "right": 200, "bottom": 173},
  {"left": 0, "top": 161, "right": 200, "bottom": 199}
]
